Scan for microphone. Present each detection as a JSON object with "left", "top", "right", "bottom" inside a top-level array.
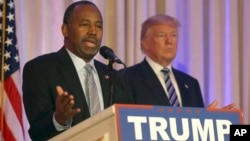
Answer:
[
  {"left": 99, "top": 46, "right": 123, "bottom": 64},
  {"left": 99, "top": 46, "right": 127, "bottom": 106}
]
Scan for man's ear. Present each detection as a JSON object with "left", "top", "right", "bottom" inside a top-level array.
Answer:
[
  {"left": 61, "top": 24, "right": 68, "bottom": 37},
  {"left": 141, "top": 39, "right": 148, "bottom": 50}
]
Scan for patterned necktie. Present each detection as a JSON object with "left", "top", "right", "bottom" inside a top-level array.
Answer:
[
  {"left": 161, "top": 68, "right": 180, "bottom": 106},
  {"left": 85, "top": 64, "right": 101, "bottom": 116}
]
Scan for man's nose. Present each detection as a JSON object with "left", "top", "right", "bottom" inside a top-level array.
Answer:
[{"left": 88, "top": 25, "right": 97, "bottom": 36}]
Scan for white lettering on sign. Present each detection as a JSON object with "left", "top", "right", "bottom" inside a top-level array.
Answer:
[
  {"left": 127, "top": 116, "right": 147, "bottom": 140},
  {"left": 149, "top": 117, "right": 169, "bottom": 140},
  {"left": 169, "top": 118, "right": 189, "bottom": 140},
  {"left": 127, "top": 116, "right": 232, "bottom": 141},
  {"left": 216, "top": 120, "right": 231, "bottom": 140},
  {"left": 192, "top": 119, "right": 215, "bottom": 141}
]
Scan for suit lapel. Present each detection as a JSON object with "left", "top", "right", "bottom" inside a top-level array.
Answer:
[
  {"left": 140, "top": 60, "right": 170, "bottom": 105},
  {"left": 172, "top": 68, "right": 190, "bottom": 106},
  {"left": 56, "top": 49, "right": 112, "bottom": 112},
  {"left": 57, "top": 48, "right": 89, "bottom": 116}
]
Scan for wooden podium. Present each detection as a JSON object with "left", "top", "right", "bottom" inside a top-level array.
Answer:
[
  {"left": 49, "top": 105, "right": 118, "bottom": 141},
  {"left": 49, "top": 104, "right": 243, "bottom": 141}
]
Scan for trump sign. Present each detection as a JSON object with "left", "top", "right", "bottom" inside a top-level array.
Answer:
[{"left": 114, "top": 104, "right": 243, "bottom": 141}]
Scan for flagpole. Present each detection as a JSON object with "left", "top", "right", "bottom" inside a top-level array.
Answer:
[{"left": 1, "top": 0, "right": 7, "bottom": 139}]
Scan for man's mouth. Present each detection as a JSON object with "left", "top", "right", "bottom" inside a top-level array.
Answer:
[{"left": 85, "top": 41, "right": 96, "bottom": 47}]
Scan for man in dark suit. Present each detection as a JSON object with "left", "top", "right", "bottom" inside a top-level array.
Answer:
[
  {"left": 122, "top": 14, "right": 235, "bottom": 109},
  {"left": 22, "top": 1, "right": 133, "bottom": 140},
  {"left": 124, "top": 59, "right": 204, "bottom": 107}
]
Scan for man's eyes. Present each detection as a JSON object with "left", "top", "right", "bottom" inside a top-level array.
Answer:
[
  {"left": 80, "top": 22, "right": 102, "bottom": 28},
  {"left": 95, "top": 24, "right": 102, "bottom": 29},
  {"left": 156, "top": 33, "right": 165, "bottom": 37},
  {"left": 171, "top": 33, "right": 177, "bottom": 37},
  {"left": 156, "top": 33, "right": 177, "bottom": 37}
]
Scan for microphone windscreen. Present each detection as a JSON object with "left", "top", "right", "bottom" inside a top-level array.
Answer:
[{"left": 99, "top": 46, "right": 113, "bottom": 59}]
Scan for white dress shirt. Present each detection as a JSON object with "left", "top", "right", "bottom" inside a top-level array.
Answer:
[
  {"left": 53, "top": 48, "right": 104, "bottom": 131},
  {"left": 146, "top": 57, "right": 183, "bottom": 106}
]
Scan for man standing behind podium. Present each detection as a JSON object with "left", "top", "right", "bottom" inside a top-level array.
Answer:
[
  {"left": 123, "top": 14, "right": 235, "bottom": 109},
  {"left": 22, "top": 1, "right": 133, "bottom": 140}
]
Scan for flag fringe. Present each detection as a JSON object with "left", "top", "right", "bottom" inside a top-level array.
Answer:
[{"left": 1, "top": 1, "right": 7, "bottom": 140}]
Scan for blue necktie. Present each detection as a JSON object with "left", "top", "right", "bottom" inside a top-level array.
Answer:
[{"left": 161, "top": 68, "right": 180, "bottom": 106}]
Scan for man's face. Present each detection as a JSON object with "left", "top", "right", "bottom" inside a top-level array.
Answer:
[
  {"left": 62, "top": 4, "right": 103, "bottom": 61},
  {"left": 142, "top": 24, "right": 178, "bottom": 66}
]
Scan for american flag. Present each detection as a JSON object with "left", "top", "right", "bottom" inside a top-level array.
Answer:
[{"left": 0, "top": 0, "right": 28, "bottom": 140}]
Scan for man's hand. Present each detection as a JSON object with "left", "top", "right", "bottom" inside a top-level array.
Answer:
[
  {"left": 207, "top": 100, "right": 237, "bottom": 110},
  {"left": 54, "top": 86, "right": 81, "bottom": 125}
]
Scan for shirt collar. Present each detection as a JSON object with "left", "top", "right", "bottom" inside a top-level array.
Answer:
[
  {"left": 146, "top": 56, "right": 173, "bottom": 74},
  {"left": 66, "top": 48, "right": 97, "bottom": 73}
]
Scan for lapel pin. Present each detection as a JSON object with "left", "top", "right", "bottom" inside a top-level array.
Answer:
[
  {"left": 105, "top": 75, "right": 110, "bottom": 79},
  {"left": 185, "top": 84, "right": 189, "bottom": 89}
]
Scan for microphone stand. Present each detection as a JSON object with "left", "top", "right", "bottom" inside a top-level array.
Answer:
[
  {"left": 107, "top": 59, "right": 126, "bottom": 106},
  {"left": 106, "top": 59, "right": 115, "bottom": 106}
]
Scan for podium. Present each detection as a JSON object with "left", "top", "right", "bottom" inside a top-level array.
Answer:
[{"left": 49, "top": 104, "right": 243, "bottom": 141}]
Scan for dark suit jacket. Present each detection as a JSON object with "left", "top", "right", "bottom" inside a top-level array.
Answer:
[
  {"left": 22, "top": 47, "right": 134, "bottom": 140},
  {"left": 122, "top": 59, "right": 204, "bottom": 107}
]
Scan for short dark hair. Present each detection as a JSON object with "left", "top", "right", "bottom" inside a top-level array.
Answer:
[{"left": 63, "top": 1, "right": 98, "bottom": 24}]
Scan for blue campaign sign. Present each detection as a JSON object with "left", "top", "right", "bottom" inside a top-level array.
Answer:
[{"left": 114, "top": 104, "right": 243, "bottom": 141}]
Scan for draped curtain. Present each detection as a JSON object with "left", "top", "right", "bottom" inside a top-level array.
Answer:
[{"left": 15, "top": 0, "right": 250, "bottom": 130}]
